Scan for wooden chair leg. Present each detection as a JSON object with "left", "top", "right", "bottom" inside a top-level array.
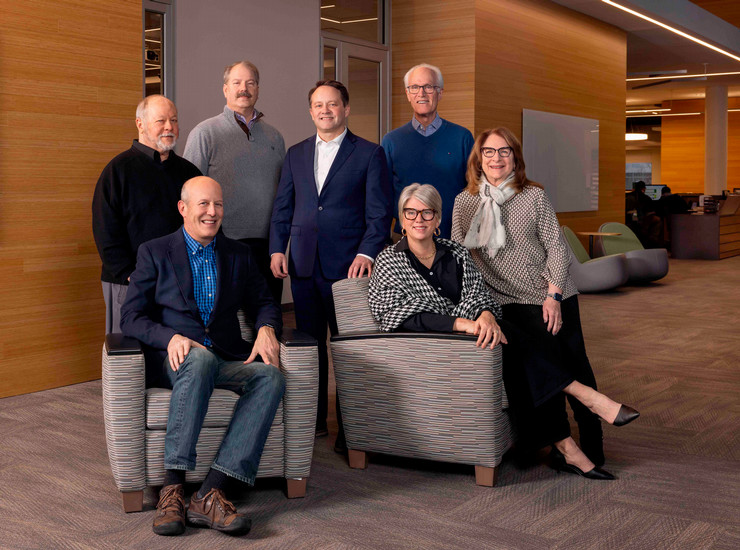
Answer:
[
  {"left": 285, "top": 478, "right": 307, "bottom": 498},
  {"left": 121, "top": 490, "right": 144, "bottom": 512},
  {"left": 475, "top": 465, "right": 498, "bottom": 487},
  {"left": 348, "top": 449, "right": 368, "bottom": 469}
]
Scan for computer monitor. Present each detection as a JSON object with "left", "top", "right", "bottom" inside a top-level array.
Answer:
[{"left": 644, "top": 185, "right": 664, "bottom": 200}]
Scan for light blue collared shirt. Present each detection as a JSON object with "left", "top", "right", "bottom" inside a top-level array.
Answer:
[
  {"left": 411, "top": 113, "right": 442, "bottom": 136},
  {"left": 234, "top": 109, "right": 260, "bottom": 130}
]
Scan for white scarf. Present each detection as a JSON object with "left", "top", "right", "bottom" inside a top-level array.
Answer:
[{"left": 463, "top": 172, "right": 516, "bottom": 258}]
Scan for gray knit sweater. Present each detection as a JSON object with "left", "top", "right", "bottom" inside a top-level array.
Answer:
[{"left": 183, "top": 106, "right": 285, "bottom": 239}]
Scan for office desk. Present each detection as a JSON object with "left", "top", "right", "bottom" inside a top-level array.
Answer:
[{"left": 671, "top": 213, "right": 740, "bottom": 260}]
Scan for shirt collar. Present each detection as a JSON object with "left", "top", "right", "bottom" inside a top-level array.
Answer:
[
  {"left": 395, "top": 235, "right": 449, "bottom": 253},
  {"left": 411, "top": 113, "right": 442, "bottom": 133},
  {"left": 132, "top": 139, "right": 169, "bottom": 163},
  {"left": 183, "top": 226, "right": 217, "bottom": 253},
  {"left": 234, "top": 108, "right": 261, "bottom": 126},
  {"left": 315, "top": 127, "right": 348, "bottom": 148}
]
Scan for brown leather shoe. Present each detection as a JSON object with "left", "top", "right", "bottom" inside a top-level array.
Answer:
[
  {"left": 187, "top": 488, "right": 251, "bottom": 536},
  {"left": 153, "top": 484, "right": 186, "bottom": 536}
]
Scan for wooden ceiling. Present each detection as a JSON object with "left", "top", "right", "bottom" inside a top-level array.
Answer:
[{"left": 690, "top": 1, "right": 740, "bottom": 28}]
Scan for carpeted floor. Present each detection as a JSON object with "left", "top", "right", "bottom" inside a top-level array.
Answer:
[{"left": 1, "top": 257, "right": 738, "bottom": 549}]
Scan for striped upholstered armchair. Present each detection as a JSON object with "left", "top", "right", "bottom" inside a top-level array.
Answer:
[
  {"left": 102, "top": 314, "right": 318, "bottom": 512},
  {"left": 330, "top": 278, "right": 515, "bottom": 487}
]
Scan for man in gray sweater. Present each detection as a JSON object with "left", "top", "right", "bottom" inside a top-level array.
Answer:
[{"left": 184, "top": 60, "right": 285, "bottom": 303}]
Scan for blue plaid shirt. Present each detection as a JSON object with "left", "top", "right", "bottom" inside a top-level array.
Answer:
[{"left": 183, "top": 228, "right": 218, "bottom": 346}]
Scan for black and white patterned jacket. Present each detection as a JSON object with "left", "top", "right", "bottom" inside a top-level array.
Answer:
[{"left": 368, "top": 237, "right": 502, "bottom": 332}]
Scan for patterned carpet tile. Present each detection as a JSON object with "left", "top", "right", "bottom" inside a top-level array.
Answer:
[{"left": 1, "top": 257, "right": 739, "bottom": 548}]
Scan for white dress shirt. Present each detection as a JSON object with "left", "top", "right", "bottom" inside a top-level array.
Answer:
[
  {"left": 314, "top": 128, "right": 348, "bottom": 194},
  {"left": 312, "top": 127, "right": 373, "bottom": 264}
]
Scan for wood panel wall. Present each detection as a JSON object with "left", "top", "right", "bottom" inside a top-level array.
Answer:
[
  {"left": 690, "top": 0, "right": 740, "bottom": 27},
  {"left": 661, "top": 98, "right": 740, "bottom": 193},
  {"left": 392, "top": 0, "right": 627, "bottom": 247},
  {"left": 0, "top": 1, "right": 141, "bottom": 398},
  {"left": 475, "top": 0, "right": 626, "bottom": 238},
  {"left": 390, "top": 0, "right": 476, "bottom": 132}
]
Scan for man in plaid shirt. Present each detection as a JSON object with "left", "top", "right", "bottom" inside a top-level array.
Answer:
[{"left": 121, "top": 176, "right": 283, "bottom": 537}]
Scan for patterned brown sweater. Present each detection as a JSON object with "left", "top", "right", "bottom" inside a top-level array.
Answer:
[{"left": 451, "top": 185, "right": 577, "bottom": 306}]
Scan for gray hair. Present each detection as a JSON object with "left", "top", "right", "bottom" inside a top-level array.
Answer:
[
  {"left": 403, "top": 63, "right": 444, "bottom": 89},
  {"left": 135, "top": 94, "right": 174, "bottom": 121},
  {"left": 223, "top": 60, "right": 260, "bottom": 85},
  {"left": 398, "top": 183, "right": 443, "bottom": 224},
  {"left": 180, "top": 179, "right": 192, "bottom": 202}
]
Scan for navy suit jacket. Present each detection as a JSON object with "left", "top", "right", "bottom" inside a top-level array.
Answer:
[
  {"left": 269, "top": 130, "right": 392, "bottom": 279},
  {"left": 120, "top": 228, "right": 282, "bottom": 386}
]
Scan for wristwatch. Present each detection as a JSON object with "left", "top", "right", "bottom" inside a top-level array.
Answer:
[{"left": 546, "top": 292, "right": 563, "bottom": 302}]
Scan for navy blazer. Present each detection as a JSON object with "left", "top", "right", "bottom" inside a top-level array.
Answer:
[
  {"left": 269, "top": 130, "right": 392, "bottom": 280},
  {"left": 120, "top": 228, "right": 282, "bottom": 385}
]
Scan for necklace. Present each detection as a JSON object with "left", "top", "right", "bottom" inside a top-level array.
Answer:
[{"left": 414, "top": 244, "right": 436, "bottom": 261}]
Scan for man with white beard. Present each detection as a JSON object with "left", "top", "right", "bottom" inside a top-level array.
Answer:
[{"left": 93, "top": 95, "right": 201, "bottom": 334}]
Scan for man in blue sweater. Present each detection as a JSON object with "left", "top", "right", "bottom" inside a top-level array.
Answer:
[{"left": 381, "top": 63, "right": 474, "bottom": 239}]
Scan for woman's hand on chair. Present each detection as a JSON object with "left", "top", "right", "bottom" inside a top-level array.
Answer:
[{"left": 454, "top": 311, "right": 507, "bottom": 349}]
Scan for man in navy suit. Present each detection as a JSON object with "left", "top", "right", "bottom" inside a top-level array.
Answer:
[
  {"left": 121, "top": 176, "right": 284, "bottom": 537},
  {"left": 269, "top": 80, "right": 392, "bottom": 448}
]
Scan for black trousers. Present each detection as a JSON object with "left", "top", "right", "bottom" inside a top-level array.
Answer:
[
  {"left": 500, "top": 296, "right": 603, "bottom": 460},
  {"left": 238, "top": 238, "right": 283, "bottom": 306},
  {"left": 290, "top": 256, "right": 342, "bottom": 432}
]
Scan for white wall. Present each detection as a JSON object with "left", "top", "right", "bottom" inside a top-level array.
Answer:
[{"left": 174, "top": 0, "right": 320, "bottom": 151}]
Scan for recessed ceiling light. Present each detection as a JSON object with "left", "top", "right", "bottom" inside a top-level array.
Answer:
[
  {"left": 602, "top": 0, "right": 740, "bottom": 63},
  {"left": 625, "top": 108, "right": 671, "bottom": 113},
  {"left": 627, "top": 71, "right": 740, "bottom": 82},
  {"left": 628, "top": 112, "right": 702, "bottom": 118}
]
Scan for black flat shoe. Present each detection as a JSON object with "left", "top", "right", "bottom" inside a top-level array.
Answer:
[
  {"left": 333, "top": 435, "right": 347, "bottom": 454},
  {"left": 550, "top": 448, "right": 615, "bottom": 480},
  {"left": 613, "top": 404, "right": 640, "bottom": 427}
]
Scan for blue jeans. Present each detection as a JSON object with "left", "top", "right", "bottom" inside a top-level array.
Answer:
[{"left": 163, "top": 347, "right": 285, "bottom": 485}]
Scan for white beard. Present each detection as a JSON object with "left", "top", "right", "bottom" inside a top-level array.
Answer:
[{"left": 155, "top": 133, "right": 177, "bottom": 152}]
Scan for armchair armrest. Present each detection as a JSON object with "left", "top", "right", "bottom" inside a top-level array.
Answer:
[
  {"left": 105, "top": 333, "right": 143, "bottom": 355},
  {"left": 278, "top": 329, "right": 318, "bottom": 479},
  {"left": 102, "top": 334, "right": 146, "bottom": 492},
  {"left": 331, "top": 331, "right": 510, "bottom": 410},
  {"left": 331, "top": 331, "right": 480, "bottom": 342}
]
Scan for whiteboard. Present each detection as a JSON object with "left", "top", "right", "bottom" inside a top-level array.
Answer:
[{"left": 522, "top": 109, "right": 599, "bottom": 213}]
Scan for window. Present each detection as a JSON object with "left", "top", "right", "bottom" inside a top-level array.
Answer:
[
  {"left": 321, "top": 1, "right": 390, "bottom": 143},
  {"left": 143, "top": 0, "right": 172, "bottom": 97},
  {"left": 321, "top": 0, "right": 385, "bottom": 44}
]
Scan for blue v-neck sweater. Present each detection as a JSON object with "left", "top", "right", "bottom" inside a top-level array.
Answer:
[{"left": 381, "top": 119, "right": 474, "bottom": 239}]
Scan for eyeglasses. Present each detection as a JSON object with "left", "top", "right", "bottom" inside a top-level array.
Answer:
[
  {"left": 481, "top": 147, "right": 513, "bottom": 158},
  {"left": 403, "top": 208, "right": 436, "bottom": 221},
  {"left": 406, "top": 84, "right": 439, "bottom": 94}
]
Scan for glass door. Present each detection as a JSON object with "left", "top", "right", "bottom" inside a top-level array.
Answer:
[{"left": 322, "top": 39, "right": 389, "bottom": 144}]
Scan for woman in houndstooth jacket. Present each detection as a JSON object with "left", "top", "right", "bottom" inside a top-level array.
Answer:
[
  {"left": 451, "top": 127, "right": 639, "bottom": 481},
  {"left": 368, "top": 183, "right": 506, "bottom": 349}
]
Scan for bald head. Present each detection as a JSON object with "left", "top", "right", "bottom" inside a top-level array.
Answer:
[
  {"left": 178, "top": 177, "right": 224, "bottom": 245},
  {"left": 136, "top": 95, "right": 179, "bottom": 159}
]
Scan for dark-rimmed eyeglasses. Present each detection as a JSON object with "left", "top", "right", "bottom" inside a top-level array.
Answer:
[
  {"left": 481, "top": 147, "right": 513, "bottom": 158},
  {"left": 406, "top": 84, "right": 439, "bottom": 94},
  {"left": 403, "top": 208, "right": 436, "bottom": 221}
]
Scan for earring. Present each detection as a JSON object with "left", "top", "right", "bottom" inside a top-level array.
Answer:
[
  {"left": 402, "top": 228, "right": 407, "bottom": 236},
  {"left": 434, "top": 227, "right": 441, "bottom": 236}
]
